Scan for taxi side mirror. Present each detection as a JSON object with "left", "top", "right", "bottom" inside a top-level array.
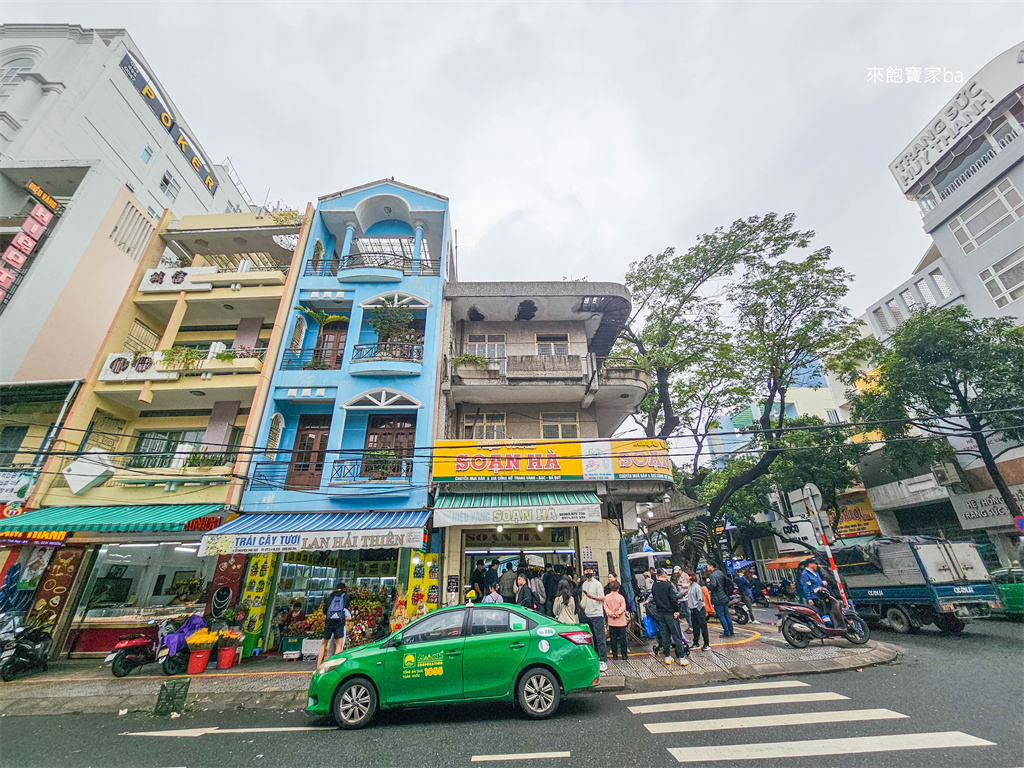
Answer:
[{"left": 392, "top": 633, "right": 404, "bottom": 646}]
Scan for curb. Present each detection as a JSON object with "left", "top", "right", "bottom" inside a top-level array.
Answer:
[
  {"left": 0, "top": 642, "right": 902, "bottom": 716},
  {"left": 617, "top": 640, "right": 903, "bottom": 693}
]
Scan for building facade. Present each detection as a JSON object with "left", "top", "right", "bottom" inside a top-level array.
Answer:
[
  {"left": 199, "top": 181, "right": 451, "bottom": 642},
  {"left": 867, "top": 41, "right": 1024, "bottom": 338},
  {"left": 0, "top": 209, "right": 307, "bottom": 656},
  {"left": 0, "top": 24, "right": 250, "bottom": 384},
  {"left": 432, "top": 281, "right": 672, "bottom": 606}
]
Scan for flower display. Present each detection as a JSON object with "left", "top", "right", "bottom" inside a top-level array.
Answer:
[
  {"left": 185, "top": 628, "right": 220, "bottom": 650},
  {"left": 218, "top": 628, "right": 244, "bottom": 647}
]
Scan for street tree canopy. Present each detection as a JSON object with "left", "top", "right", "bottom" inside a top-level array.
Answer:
[
  {"left": 833, "top": 305, "right": 1024, "bottom": 517},
  {"left": 619, "top": 213, "right": 858, "bottom": 562}
]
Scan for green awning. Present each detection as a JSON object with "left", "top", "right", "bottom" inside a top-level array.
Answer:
[
  {"left": 433, "top": 491, "right": 602, "bottom": 528},
  {"left": 0, "top": 504, "right": 225, "bottom": 533}
]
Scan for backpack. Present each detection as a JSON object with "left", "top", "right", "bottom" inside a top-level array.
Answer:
[{"left": 327, "top": 593, "right": 347, "bottom": 621}]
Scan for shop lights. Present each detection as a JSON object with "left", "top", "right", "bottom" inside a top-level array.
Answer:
[
  {"left": 496, "top": 525, "right": 503, "bottom": 533},
  {"left": 119, "top": 543, "right": 160, "bottom": 548},
  {"left": 536, "top": 524, "right": 544, "bottom": 532},
  {"left": 174, "top": 546, "right": 199, "bottom": 554},
  {"left": 411, "top": 555, "right": 422, "bottom": 566}
]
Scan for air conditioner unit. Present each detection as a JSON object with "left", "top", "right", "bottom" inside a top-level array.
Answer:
[
  {"left": 62, "top": 449, "right": 116, "bottom": 495},
  {"left": 931, "top": 461, "right": 962, "bottom": 487}
]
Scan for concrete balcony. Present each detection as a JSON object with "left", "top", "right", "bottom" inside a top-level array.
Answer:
[
  {"left": 110, "top": 452, "right": 234, "bottom": 488},
  {"left": 304, "top": 255, "right": 441, "bottom": 283},
  {"left": 452, "top": 354, "right": 590, "bottom": 404},
  {"left": 98, "top": 348, "right": 265, "bottom": 383}
]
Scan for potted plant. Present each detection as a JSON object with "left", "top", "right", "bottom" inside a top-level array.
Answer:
[
  {"left": 159, "top": 345, "right": 206, "bottom": 371},
  {"left": 214, "top": 350, "right": 238, "bottom": 363},
  {"left": 184, "top": 452, "right": 227, "bottom": 471},
  {"left": 367, "top": 298, "right": 414, "bottom": 351},
  {"left": 215, "top": 628, "right": 244, "bottom": 669},
  {"left": 364, "top": 448, "right": 399, "bottom": 480},
  {"left": 185, "top": 628, "right": 219, "bottom": 674}
]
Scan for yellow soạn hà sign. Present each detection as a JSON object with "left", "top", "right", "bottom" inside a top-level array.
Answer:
[{"left": 432, "top": 438, "right": 672, "bottom": 482}]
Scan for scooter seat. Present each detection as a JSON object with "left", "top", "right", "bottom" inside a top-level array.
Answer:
[{"left": 118, "top": 633, "right": 150, "bottom": 641}]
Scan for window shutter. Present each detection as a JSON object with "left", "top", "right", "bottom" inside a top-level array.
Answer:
[
  {"left": 290, "top": 316, "right": 307, "bottom": 350},
  {"left": 266, "top": 413, "right": 284, "bottom": 461}
]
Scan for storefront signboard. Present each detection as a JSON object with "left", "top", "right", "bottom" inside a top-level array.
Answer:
[
  {"left": 772, "top": 518, "right": 818, "bottom": 554},
  {"left": 431, "top": 438, "right": 673, "bottom": 483},
  {"left": 0, "top": 530, "right": 67, "bottom": 547},
  {"left": 406, "top": 553, "right": 439, "bottom": 615},
  {"left": 950, "top": 484, "right": 1023, "bottom": 530},
  {"left": 240, "top": 553, "right": 276, "bottom": 636},
  {"left": 433, "top": 501, "right": 600, "bottom": 528},
  {"left": 25, "top": 547, "right": 84, "bottom": 632},
  {"left": 0, "top": 471, "right": 33, "bottom": 504},
  {"left": 834, "top": 494, "right": 882, "bottom": 538},
  {"left": 463, "top": 528, "right": 569, "bottom": 547},
  {"left": 201, "top": 526, "right": 424, "bottom": 556},
  {"left": 205, "top": 554, "right": 248, "bottom": 618}
]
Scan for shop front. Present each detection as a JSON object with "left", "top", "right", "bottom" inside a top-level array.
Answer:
[
  {"left": 0, "top": 504, "right": 227, "bottom": 658},
  {"left": 199, "top": 509, "right": 434, "bottom": 654},
  {"left": 431, "top": 438, "right": 675, "bottom": 606}
]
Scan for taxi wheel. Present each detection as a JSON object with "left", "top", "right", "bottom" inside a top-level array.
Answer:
[
  {"left": 517, "top": 667, "right": 561, "bottom": 719},
  {"left": 333, "top": 677, "right": 378, "bottom": 729}
]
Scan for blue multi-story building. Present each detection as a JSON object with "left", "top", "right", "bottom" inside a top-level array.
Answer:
[{"left": 200, "top": 180, "right": 452, "bottom": 625}]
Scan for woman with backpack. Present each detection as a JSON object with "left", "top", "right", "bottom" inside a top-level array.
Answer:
[
  {"left": 552, "top": 580, "right": 578, "bottom": 624},
  {"left": 317, "top": 583, "right": 349, "bottom": 665}
]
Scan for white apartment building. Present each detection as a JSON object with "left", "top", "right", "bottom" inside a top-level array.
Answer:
[{"left": 0, "top": 24, "right": 250, "bottom": 383}]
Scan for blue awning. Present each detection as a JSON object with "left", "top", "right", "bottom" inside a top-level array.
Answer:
[{"left": 200, "top": 510, "right": 430, "bottom": 556}]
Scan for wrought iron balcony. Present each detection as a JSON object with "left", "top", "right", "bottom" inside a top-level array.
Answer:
[
  {"left": 246, "top": 453, "right": 415, "bottom": 492},
  {"left": 351, "top": 342, "right": 424, "bottom": 362},
  {"left": 279, "top": 347, "right": 344, "bottom": 370},
  {"left": 303, "top": 256, "right": 439, "bottom": 278}
]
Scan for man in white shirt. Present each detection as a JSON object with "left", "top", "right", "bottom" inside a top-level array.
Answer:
[{"left": 580, "top": 567, "right": 608, "bottom": 672}]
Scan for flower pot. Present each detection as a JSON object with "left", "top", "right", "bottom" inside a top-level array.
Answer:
[
  {"left": 186, "top": 648, "right": 212, "bottom": 674},
  {"left": 216, "top": 646, "right": 237, "bottom": 669}
]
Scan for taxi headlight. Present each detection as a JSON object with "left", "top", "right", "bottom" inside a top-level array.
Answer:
[{"left": 315, "top": 657, "right": 347, "bottom": 676}]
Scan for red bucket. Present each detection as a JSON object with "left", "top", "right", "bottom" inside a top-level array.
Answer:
[
  {"left": 216, "top": 646, "right": 236, "bottom": 669},
  {"left": 186, "top": 648, "right": 211, "bottom": 675}
]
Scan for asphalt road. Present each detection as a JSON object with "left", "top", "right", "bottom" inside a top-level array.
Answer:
[{"left": 1, "top": 618, "right": 1020, "bottom": 768}]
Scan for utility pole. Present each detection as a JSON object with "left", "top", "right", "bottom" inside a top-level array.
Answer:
[{"left": 802, "top": 483, "right": 849, "bottom": 608}]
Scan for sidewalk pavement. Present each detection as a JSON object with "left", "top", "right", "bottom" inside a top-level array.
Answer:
[{"left": 0, "top": 622, "right": 901, "bottom": 717}]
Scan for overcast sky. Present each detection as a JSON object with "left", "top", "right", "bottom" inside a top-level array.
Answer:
[{"left": 6, "top": 2, "right": 1023, "bottom": 313}]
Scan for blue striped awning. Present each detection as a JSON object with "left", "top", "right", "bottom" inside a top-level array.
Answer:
[{"left": 200, "top": 510, "right": 430, "bottom": 555}]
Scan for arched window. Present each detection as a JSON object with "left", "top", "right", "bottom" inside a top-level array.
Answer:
[
  {"left": 0, "top": 56, "right": 34, "bottom": 106},
  {"left": 290, "top": 315, "right": 307, "bottom": 350},
  {"left": 359, "top": 291, "right": 430, "bottom": 309},
  {"left": 265, "top": 413, "right": 285, "bottom": 460},
  {"left": 342, "top": 389, "right": 422, "bottom": 409}
]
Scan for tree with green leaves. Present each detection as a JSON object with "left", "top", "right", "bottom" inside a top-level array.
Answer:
[
  {"left": 619, "top": 213, "right": 858, "bottom": 563},
  {"left": 833, "top": 305, "right": 1024, "bottom": 517}
]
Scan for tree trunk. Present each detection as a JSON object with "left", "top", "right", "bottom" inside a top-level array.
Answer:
[{"left": 966, "top": 413, "right": 1022, "bottom": 517}]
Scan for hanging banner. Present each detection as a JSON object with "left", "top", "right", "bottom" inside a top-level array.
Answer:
[
  {"left": 406, "top": 553, "right": 439, "bottom": 617},
  {"left": 25, "top": 547, "right": 84, "bottom": 632}
]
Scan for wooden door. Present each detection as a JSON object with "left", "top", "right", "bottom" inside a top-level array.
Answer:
[
  {"left": 286, "top": 414, "right": 332, "bottom": 489},
  {"left": 314, "top": 321, "right": 347, "bottom": 369},
  {"left": 363, "top": 414, "right": 417, "bottom": 478}
]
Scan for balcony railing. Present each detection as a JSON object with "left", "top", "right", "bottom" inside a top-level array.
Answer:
[
  {"left": 114, "top": 450, "right": 237, "bottom": 470},
  {"left": 279, "top": 347, "right": 344, "bottom": 370},
  {"left": 351, "top": 342, "right": 424, "bottom": 362},
  {"left": 247, "top": 453, "right": 415, "bottom": 491},
  {"left": 303, "top": 256, "right": 440, "bottom": 277},
  {"left": 938, "top": 130, "right": 1019, "bottom": 201}
]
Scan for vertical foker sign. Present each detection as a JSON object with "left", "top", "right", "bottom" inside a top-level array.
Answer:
[{"left": 0, "top": 183, "right": 62, "bottom": 316}]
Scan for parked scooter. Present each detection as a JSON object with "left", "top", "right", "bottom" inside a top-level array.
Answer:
[
  {"left": 729, "top": 595, "right": 753, "bottom": 625},
  {"left": 106, "top": 619, "right": 183, "bottom": 677},
  {"left": 777, "top": 587, "right": 870, "bottom": 648},
  {"left": 767, "top": 579, "right": 796, "bottom": 600},
  {"left": 0, "top": 625, "right": 51, "bottom": 682},
  {"left": 752, "top": 585, "right": 771, "bottom": 607}
]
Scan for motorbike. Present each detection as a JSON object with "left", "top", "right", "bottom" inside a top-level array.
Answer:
[
  {"left": 776, "top": 587, "right": 870, "bottom": 648},
  {"left": 768, "top": 579, "right": 796, "bottom": 600},
  {"left": 0, "top": 625, "right": 51, "bottom": 682},
  {"left": 729, "top": 595, "right": 753, "bottom": 625},
  {"left": 752, "top": 585, "right": 771, "bottom": 607},
  {"left": 106, "top": 619, "right": 185, "bottom": 677}
]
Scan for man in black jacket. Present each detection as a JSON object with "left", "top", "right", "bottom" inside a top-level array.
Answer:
[
  {"left": 515, "top": 573, "right": 536, "bottom": 610},
  {"left": 707, "top": 562, "right": 735, "bottom": 637},
  {"left": 650, "top": 569, "right": 689, "bottom": 665},
  {"left": 542, "top": 563, "right": 560, "bottom": 617}
]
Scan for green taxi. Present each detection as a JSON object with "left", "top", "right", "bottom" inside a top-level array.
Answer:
[
  {"left": 307, "top": 603, "right": 600, "bottom": 728},
  {"left": 990, "top": 567, "right": 1024, "bottom": 621}
]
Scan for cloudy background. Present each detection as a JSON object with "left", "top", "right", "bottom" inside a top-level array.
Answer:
[{"left": 5, "top": 2, "right": 1022, "bottom": 313}]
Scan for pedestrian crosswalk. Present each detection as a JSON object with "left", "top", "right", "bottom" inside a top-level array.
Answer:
[{"left": 616, "top": 678, "right": 996, "bottom": 763}]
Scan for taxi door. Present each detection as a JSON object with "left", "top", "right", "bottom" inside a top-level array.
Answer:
[
  {"left": 461, "top": 607, "right": 532, "bottom": 699},
  {"left": 383, "top": 609, "right": 466, "bottom": 705}
]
